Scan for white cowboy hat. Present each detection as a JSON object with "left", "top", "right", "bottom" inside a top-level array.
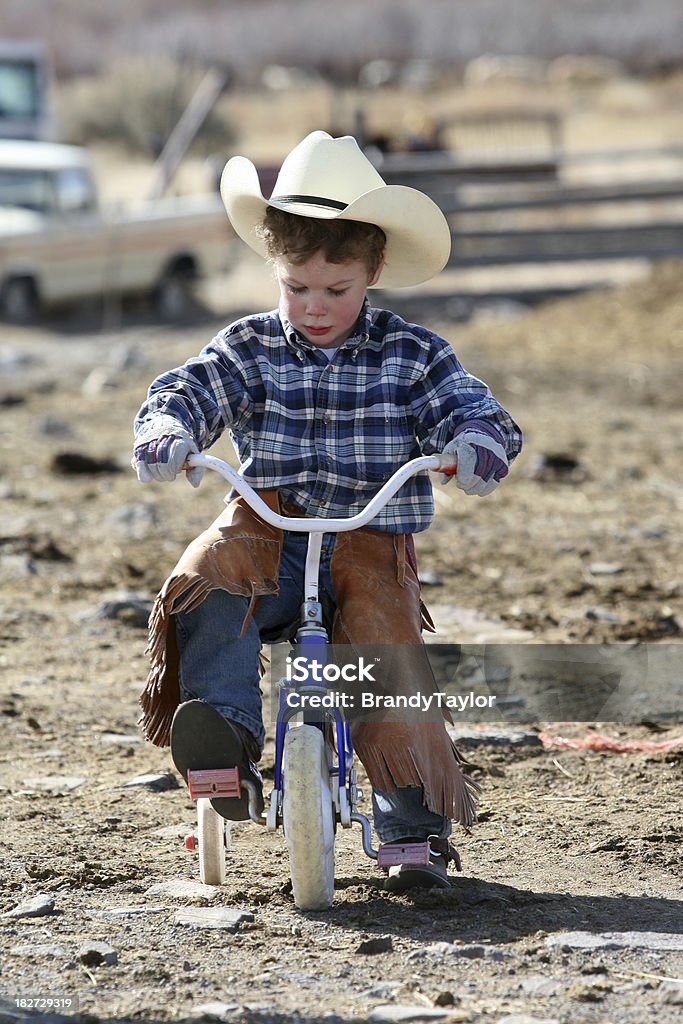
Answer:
[{"left": 220, "top": 130, "right": 451, "bottom": 288}]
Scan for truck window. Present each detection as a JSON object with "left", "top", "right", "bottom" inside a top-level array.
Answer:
[
  {"left": 0, "top": 167, "right": 53, "bottom": 212},
  {"left": 56, "top": 166, "right": 96, "bottom": 213},
  {"left": 0, "top": 60, "right": 40, "bottom": 121}
]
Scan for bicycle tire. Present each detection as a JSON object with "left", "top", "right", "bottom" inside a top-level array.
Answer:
[
  {"left": 282, "top": 725, "right": 335, "bottom": 910},
  {"left": 197, "top": 798, "right": 226, "bottom": 885}
]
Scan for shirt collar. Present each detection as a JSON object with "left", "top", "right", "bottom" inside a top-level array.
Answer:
[{"left": 279, "top": 300, "right": 372, "bottom": 356}]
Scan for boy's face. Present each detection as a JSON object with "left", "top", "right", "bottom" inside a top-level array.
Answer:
[{"left": 275, "top": 252, "right": 382, "bottom": 349}]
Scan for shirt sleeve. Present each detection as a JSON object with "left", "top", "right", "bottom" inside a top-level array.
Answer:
[
  {"left": 133, "top": 334, "right": 251, "bottom": 450},
  {"left": 411, "top": 331, "right": 523, "bottom": 462}
]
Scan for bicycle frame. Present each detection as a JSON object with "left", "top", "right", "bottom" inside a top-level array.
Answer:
[{"left": 184, "top": 452, "right": 454, "bottom": 851}]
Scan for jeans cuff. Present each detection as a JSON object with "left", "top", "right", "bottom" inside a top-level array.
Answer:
[{"left": 374, "top": 822, "right": 452, "bottom": 844}]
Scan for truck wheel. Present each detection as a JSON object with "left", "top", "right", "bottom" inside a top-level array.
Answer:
[
  {"left": 1, "top": 277, "right": 39, "bottom": 324},
  {"left": 154, "top": 271, "right": 196, "bottom": 321}
]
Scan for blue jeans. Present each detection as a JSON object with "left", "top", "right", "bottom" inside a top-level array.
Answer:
[{"left": 175, "top": 529, "right": 450, "bottom": 844}]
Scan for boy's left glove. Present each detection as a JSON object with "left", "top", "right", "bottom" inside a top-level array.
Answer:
[
  {"left": 133, "top": 434, "right": 204, "bottom": 488},
  {"left": 439, "top": 428, "right": 509, "bottom": 496}
]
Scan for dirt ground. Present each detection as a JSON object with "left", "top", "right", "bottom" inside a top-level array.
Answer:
[{"left": 1, "top": 242, "right": 682, "bottom": 1024}]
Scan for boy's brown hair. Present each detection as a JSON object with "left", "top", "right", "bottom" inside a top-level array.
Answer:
[{"left": 258, "top": 207, "right": 386, "bottom": 278}]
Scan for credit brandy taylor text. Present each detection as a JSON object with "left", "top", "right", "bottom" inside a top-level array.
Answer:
[{"left": 283, "top": 657, "right": 497, "bottom": 713}]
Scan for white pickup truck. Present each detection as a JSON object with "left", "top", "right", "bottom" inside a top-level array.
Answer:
[{"left": 0, "top": 139, "right": 234, "bottom": 322}]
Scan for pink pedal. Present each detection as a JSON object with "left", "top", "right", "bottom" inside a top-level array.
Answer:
[
  {"left": 377, "top": 841, "right": 431, "bottom": 868},
  {"left": 187, "top": 767, "right": 240, "bottom": 800}
]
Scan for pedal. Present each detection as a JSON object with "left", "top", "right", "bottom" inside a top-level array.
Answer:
[
  {"left": 187, "top": 767, "right": 241, "bottom": 800},
  {"left": 377, "top": 841, "right": 431, "bottom": 868}
]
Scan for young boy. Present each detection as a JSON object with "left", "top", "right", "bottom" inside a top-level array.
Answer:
[{"left": 133, "top": 131, "right": 522, "bottom": 891}]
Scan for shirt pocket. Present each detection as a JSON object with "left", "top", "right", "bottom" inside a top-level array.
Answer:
[{"left": 337, "top": 404, "right": 418, "bottom": 486}]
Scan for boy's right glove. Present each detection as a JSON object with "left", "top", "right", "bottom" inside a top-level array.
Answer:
[
  {"left": 133, "top": 434, "right": 204, "bottom": 488},
  {"left": 439, "top": 428, "right": 509, "bottom": 496}
]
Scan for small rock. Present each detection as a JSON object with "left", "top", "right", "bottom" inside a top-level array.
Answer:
[
  {"left": 356, "top": 935, "right": 393, "bottom": 955},
  {"left": 121, "top": 771, "right": 179, "bottom": 792},
  {"left": 21, "top": 775, "right": 85, "bottom": 793},
  {"left": 92, "top": 592, "right": 152, "bottom": 628},
  {"left": 418, "top": 569, "right": 443, "bottom": 587},
  {"left": 660, "top": 982, "right": 683, "bottom": 1005},
  {"left": 585, "top": 607, "right": 620, "bottom": 623},
  {"left": 520, "top": 975, "right": 563, "bottom": 997},
  {"left": 2, "top": 894, "right": 55, "bottom": 921},
  {"left": 568, "top": 980, "right": 611, "bottom": 1002},
  {"left": 145, "top": 879, "right": 221, "bottom": 901},
  {"left": 10, "top": 942, "right": 69, "bottom": 957},
  {"left": 99, "top": 732, "right": 142, "bottom": 746},
  {"left": 587, "top": 562, "right": 624, "bottom": 576},
  {"left": 433, "top": 992, "right": 457, "bottom": 1007},
  {"left": 90, "top": 906, "right": 167, "bottom": 919},
  {"left": 497, "top": 1016, "right": 560, "bottom": 1024},
  {"left": 190, "top": 1002, "right": 241, "bottom": 1021},
  {"left": 174, "top": 907, "right": 255, "bottom": 931},
  {"left": 447, "top": 726, "right": 541, "bottom": 749},
  {"left": 50, "top": 451, "right": 122, "bottom": 476},
  {"left": 107, "top": 503, "right": 158, "bottom": 539},
  {"left": 81, "top": 367, "right": 119, "bottom": 396},
  {"left": 78, "top": 940, "right": 118, "bottom": 966},
  {"left": 528, "top": 452, "right": 586, "bottom": 483},
  {"left": 368, "top": 1007, "right": 451, "bottom": 1023},
  {"left": 36, "top": 415, "right": 76, "bottom": 437},
  {"left": 546, "top": 930, "right": 683, "bottom": 951}
]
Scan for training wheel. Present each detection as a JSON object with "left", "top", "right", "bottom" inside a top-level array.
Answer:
[{"left": 197, "top": 797, "right": 226, "bottom": 885}]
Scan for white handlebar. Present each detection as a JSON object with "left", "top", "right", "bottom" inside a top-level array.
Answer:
[{"left": 186, "top": 452, "right": 454, "bottom": 533}]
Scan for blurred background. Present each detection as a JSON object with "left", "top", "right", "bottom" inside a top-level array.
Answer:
[{"left": 2, "top": 0, "right": 683, "bottom": 318}]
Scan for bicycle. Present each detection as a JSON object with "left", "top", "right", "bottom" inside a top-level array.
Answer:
[{"left": 180, "top": 450, "right": 455, "bottom": 910}]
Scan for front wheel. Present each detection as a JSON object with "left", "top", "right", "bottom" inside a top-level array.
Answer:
[
  {"left": 1, "top": 277, "right": 39, "bottom": 324},
  {"left": 154, "top": 270, "right": 196, "bottom": 321},
  {"left": 282, "top": 725, "right": 335, "bottom": 910}
]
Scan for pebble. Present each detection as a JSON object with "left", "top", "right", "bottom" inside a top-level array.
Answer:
[
  {"left": 408, "top": 941, "right": 510, "bottom": 961},
  {"left": 92, "top": 592, "right": 153, "bottom": 628},
  {"left": 174, "top": 907, "right": 255, "bottom": 931},
  {"left": 99, "top": 731, "right": 142, "bottom": 746},
  {"left": 660, "top": 982, "right": 683, "bottom": 1005},
  {"left": 546, "top": 930, "right": 683, "bottom": 951},
  {"left": 120, "top": 771, "right": 179, "bottom": 792},
  {"left": 1, "top": 894, "right": 56, "bottom": 919},
  {"left": 107, "top": 502, "right": 158, "bottom": 539},
  {"left": 368, "top": 1007, "right": 452, "bottom": 1023},
  {"left": 519, "top": 975, "right": 563, "bottom": 997},
  {"left": 496, "top": 1016, "right": 560, "bottom": 1024},
  {"left": 89, "top": 906, "right": 167, "bottom": 919},
  {"left": 78, "top": 940, "right": 118, "bottom": 966},
  {"left": 584, "top": 607, "right": 620, "bottom": 623},
  {"left": 145, "top": 879, "right": 221, "bottom": 901},
  {"left": 447, "top": 727, "right": 541, "bottom": 748},
  {"left": 10, "top": 942, "right": 68, "bottom": 957},
  {"left": 587, "top": 562, "right": 625, "bottom": 576},
  {"left": 21, "top": 774, "right": 85, "bottom": 793},
  {"left": 50, "top": 451, "right": 122, "bottom": 475},
  {"left": 189, "top": 1002, "right": 241, "bottom": 1021},
  {"left": 356, "top": 936, "right": 393, "bottom": 955}
]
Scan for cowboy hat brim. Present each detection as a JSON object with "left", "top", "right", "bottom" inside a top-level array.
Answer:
[{"left": 220, "top": 154, "right": 451, "bottom": 289}]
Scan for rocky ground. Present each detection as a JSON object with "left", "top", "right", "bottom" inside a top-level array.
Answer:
[{"left": 1, "top": 258, "right": 682, "bottom": 1024}]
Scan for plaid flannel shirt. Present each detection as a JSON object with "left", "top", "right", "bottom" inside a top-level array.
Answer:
[{"left": 134, "top": 302, "right": 522, "bottom": 533}]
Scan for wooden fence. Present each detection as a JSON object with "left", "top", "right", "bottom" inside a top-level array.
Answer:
[{"left": 376, "top": 145, "right": 683, "bottom": 270}]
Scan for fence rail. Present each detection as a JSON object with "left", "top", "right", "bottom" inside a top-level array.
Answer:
[{"left": 378, "top": 147, "right": 683, "bottom": 272}]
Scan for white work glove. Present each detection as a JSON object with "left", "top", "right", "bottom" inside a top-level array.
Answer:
[
  {"left": 439, "top": 428, "right": 509, "bottom": 496},
  {"left": 133, "top": 433, "right": 204, "bottom": 488}
]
